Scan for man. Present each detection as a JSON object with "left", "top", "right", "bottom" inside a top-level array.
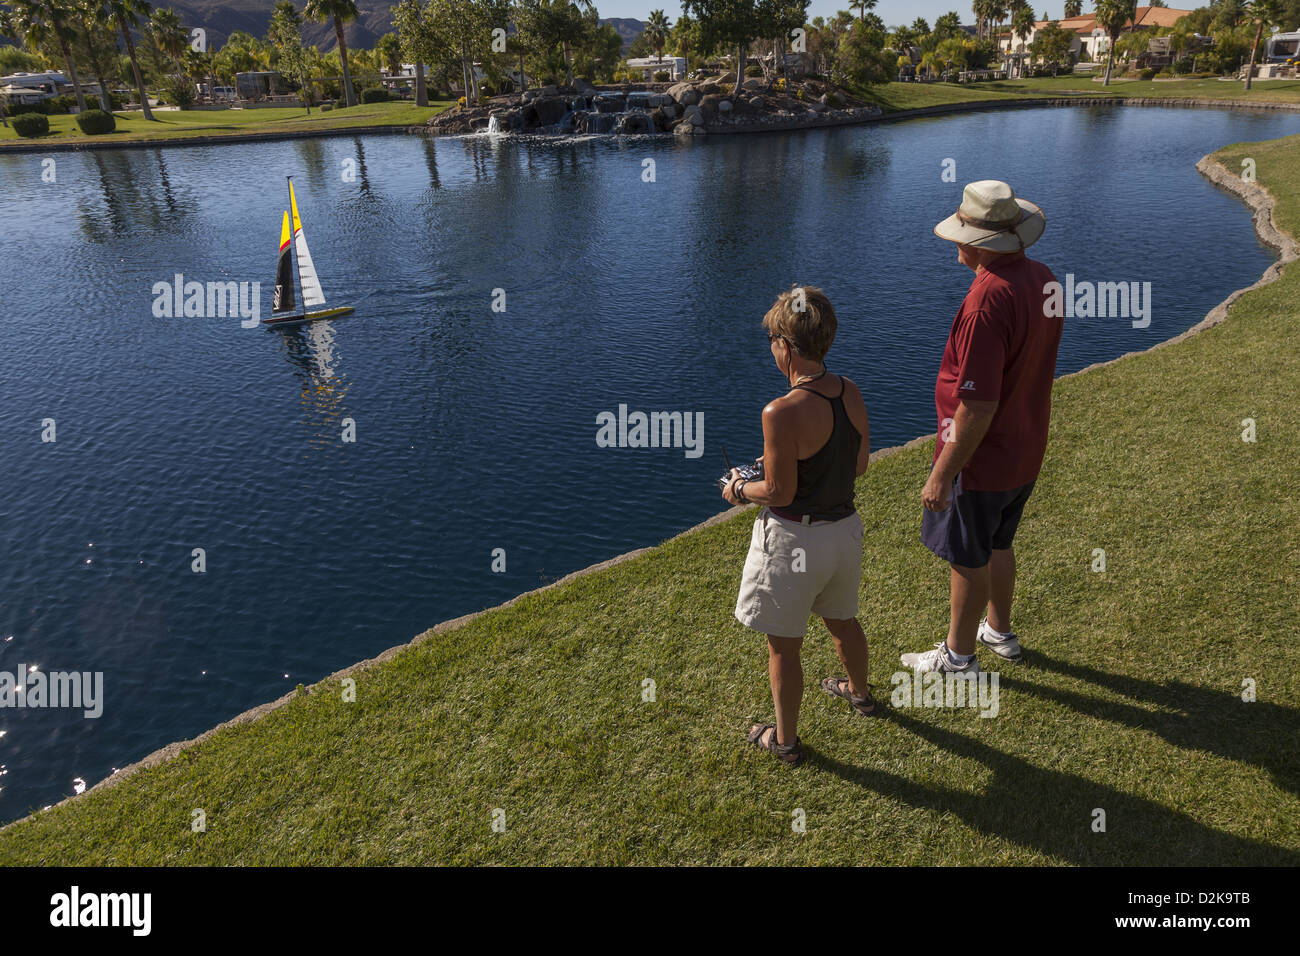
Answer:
[{"left": 901, "top": 180, "right": 1062, "bottom": 674}]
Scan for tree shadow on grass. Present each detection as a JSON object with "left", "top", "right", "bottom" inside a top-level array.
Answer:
[
  {"left": 1007, "top": 651, "right": 1300, "bottom": 800},
  {"left": 811, "top": 711, "right": 1298, "bottom": 865}
]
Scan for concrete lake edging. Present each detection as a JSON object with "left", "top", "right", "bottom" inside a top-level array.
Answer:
[{"left": 1, "top": 132, "right": 1294, "bottom": 833}]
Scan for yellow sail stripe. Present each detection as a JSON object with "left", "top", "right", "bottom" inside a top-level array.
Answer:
[
  {"left": 279, "top": 210, "right": 292, "bottom": 250},
  {"left": 289, "top": 179, "right": 303, "bottom": 235}
]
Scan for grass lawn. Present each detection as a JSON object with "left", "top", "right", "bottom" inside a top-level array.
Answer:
[
  {"left": 0, "top": 100, "right": 451, "bottom": 147},
  {"left": 858, "top": 75, "right": 1300, "bottom": 113},
  {"left": 1, "top": 132, "right": 1298, "bottom": 865}
]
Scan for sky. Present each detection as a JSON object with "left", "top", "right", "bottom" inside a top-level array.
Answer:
[{"left": 597, "top": 2, "right": 1082, "bottom": 28}]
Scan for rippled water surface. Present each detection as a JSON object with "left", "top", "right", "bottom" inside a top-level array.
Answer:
[{"left": 0, "top": 105, "right": 1295, "bottom": 819}]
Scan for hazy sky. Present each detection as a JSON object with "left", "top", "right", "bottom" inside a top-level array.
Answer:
[{"left": 599, "top": 2, "right": 1081, "bottom": 27}]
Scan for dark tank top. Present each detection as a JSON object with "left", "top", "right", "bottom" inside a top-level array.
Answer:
[{"left": 773, "top": 375, "right": 862, "bottom": 522}]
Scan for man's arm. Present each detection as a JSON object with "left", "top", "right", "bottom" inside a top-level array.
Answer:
[{"left": 923, "top": 398, "right": 998, "bottom": 511}]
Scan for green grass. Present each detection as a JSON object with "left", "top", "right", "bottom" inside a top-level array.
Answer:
[
  {"left": 0, "top": 100, "right": 451, "bottom": 147},
  {"left": 2, "top": 133, "right": 1298, "bottom": 866},
  {"left": 858, "top": 75, "right": 1300, "bottom": 113}
]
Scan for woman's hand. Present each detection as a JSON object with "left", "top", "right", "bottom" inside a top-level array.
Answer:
[{"left": 721, "top": 468, "right": 743, "bottom": 505}]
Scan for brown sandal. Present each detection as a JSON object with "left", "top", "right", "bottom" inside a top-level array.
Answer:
[
  {"left": 821, "top": 677, "right": 882, "bottom": 717},
  {"left": 746, "top": 723, "right": 805, "bottom": 765}
]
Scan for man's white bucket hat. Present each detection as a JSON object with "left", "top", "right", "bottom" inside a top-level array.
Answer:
[{"left": 934, "top": 179, "right": 1046, "bottom": 252}]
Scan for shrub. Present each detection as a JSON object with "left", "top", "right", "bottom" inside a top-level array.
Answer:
[
  {"left": 164, "top": 75, "right": 194, "bottom": 109},
  {"left": 47, "top": 95, "right": 77, "bottom": 114},
  {"left": 744, "top": 65, "right": 763, "bottom": 77},
  {"left": 320, "top": 103, "right": 332, "bottom": 111},
  {"left": 12, "top": 112, "right": 50, "bottom": 137},
  {"left": 8, "top": 100, "right": 48, "bottom": 115},
  {"left": 75, "top": 109, "right": 116, "bottom": 134},
  {"left": 1139, "top": 67, "right": 1156, "bottom": 80},
  {"left": 654, "top": 70, "right": 670, "bottom": 82},
  {"left": 457, "top": 95, "right": 467, "bottom": 108},
  {"left": 360, "top": 87, "right": 391, "bottom": 103},
  {"left": 333, "top": 98, "right": 347, "bottom": 109}
]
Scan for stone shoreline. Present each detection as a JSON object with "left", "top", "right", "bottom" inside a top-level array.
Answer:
[{"left": 1, "top": 134, "right": 1294, "bottom": 834}]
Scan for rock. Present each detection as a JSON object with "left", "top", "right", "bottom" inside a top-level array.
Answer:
[
  {"left": 810, "top": 100, "right": 827, "bottom": 112},
  {"left": 593, "top": 93, "right": 625, "bottom": 113},
  {"left": 684, "top": 104, "right": 704, "bottom": 126},
  {"left": 571, "top": 77, "right": 597, "bottom": 95},
  {"left": 646, "top": 93, "right": 672, "bottom": 109},
  {"left": 699, "top": 93, "right": 726, "bottom": 114},
  {"left": 667, "top": 82, "right": 698, "bottom": 105},
  {"left": 748, "top": 95, "right": 766, "bottom": 110},
  {"left": 742, "top": 78, "right": 765, "bottom": 91},
  {"left": 718, "top": 99, "right": 733, "bottom": 113},
  {"left": 538, "top": 84, "right": 559, "bottom": 98},
  {"left": 699, "top": 82, "right": 722, "bottom": 95},
  {"left": 650, "top": 106, "right": 668, "bottom": 130},
  {"left": 525, "top": 95, "right": 568, "bottom": 127},
  {"left": 522, "top": 89, "right": 539, "bottom": 103},
  {"left": 615, "top": 112, "right": 655, "bottom": 135},
  {"left": 661, "top": 103, "right": 678, "bottom": 120}
]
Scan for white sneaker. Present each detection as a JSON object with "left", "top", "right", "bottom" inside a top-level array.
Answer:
[
  {"left": 900, "top": 642, "right": 981, "bottom": 675},
  {"left": 977, "top": 620, "right": 1022, "bottom": 661}
]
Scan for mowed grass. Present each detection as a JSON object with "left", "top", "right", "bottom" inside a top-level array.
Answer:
[
  {"left": 1, "top": 136, "right": 1299, "bottom": 866},
  {"left": 860, "top": 76, "right": 1300, "bottom": 113},
  {"left": 0, "top": 100, "right": 451, "bottom": 146}
]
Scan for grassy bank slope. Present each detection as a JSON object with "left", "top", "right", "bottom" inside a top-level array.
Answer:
[
  {"left": 1, "top": 136, "right": 1298, "bottom": 866},
  {"left": 0, "top": 100, "right": 450, "bottom": 148}
]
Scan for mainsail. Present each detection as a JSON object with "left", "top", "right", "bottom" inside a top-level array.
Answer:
[
  {"left": 288, "top": 179, "right": 326, "bottom": 309},
  {"left": 272, "top": 210, "right": 295, "bottom": 313}
]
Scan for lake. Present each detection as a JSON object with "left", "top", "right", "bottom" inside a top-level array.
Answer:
[{"left": 0, "top": 104, "right": 1295, "bottom": 821}]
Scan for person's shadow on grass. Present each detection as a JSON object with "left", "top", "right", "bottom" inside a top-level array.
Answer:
[
  {"left": 1004, "top": 651, "right": 1300, "bottom": 800},
  {"left": 812, "top": 710, "right": 1298, "bottom": 865}
]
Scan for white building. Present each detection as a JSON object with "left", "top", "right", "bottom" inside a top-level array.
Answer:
[{"left": 625, "top": 56, "right": 686, "bottom": 81}]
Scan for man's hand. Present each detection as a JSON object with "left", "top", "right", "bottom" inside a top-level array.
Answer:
[
  {"left": 721, "top": 468, "right": 743, "bottom": 505},
  {"left": 923, "top": 471, "right": 952, "bottom": 512}
]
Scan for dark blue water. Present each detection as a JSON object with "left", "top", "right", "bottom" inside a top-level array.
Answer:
[{"left": 0, "top": 106, "right": 1294, "bottom": 821}]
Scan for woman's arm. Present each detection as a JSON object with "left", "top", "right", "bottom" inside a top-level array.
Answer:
[{"left": 722, "top": 399, "right": 798, "bottom": 508}]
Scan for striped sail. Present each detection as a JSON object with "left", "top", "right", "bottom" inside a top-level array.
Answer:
[
  {"left": 288, "top": 179, "right": 326, "bottom": 309},
  {"left": 272, "top": 210, "right": 295, "bottom": 313}
]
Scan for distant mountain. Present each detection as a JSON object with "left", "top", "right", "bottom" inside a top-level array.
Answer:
[
  {"left": 598, "top": 17, "right": 645, "bottom": 54},
  {"left": 153, "top": 0, "right": 395, "bottom": 53}
]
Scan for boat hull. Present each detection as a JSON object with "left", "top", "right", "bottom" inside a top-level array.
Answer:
[{"left": 263, "top": 306, "right": 355, "bottom": 328}]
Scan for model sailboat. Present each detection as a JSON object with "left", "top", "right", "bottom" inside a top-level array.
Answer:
[{"left": 266, "top": 176, "right": 355, "bottom": 327}]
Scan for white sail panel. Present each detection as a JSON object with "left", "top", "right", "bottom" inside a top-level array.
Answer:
[{"left": 294, "top": 228, "right": 327, "bottom": 308}]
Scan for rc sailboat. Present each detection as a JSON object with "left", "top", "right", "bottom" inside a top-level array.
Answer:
[{"left": 266, "top": 176, "right": 354, "bottom": 327}]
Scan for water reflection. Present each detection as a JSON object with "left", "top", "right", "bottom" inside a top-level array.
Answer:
[
  {"left": 274, "top": 320, "right": 352, "bottom": 451},
  {"left": 79, "top": 150, "right": 190, "bottom": 241}
]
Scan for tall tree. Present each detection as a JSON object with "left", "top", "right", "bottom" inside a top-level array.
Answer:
[
  {"left": 1095, "top": 0, "right": 1136, "bottom": 85},
  {"left": 303, "top": 0, "right": 359, "bottom": 107},
  {"left": 644, "top": 8, "right": 670, "bottom": 63},
  {"left": 10, "top": 0, "right": 89, "bottom": 111},
  {"left": 268, "top": 0, "right": 313, "bottom": 111},
  {"left": 1244, "top": 0, "right": 1285, "bottom": 89},
  {"left": 104, "top": 0, "right": 155, "bottom": 119},
  {"left": 72, "top": 0, "right": 117, "bottom": 109},
  {"left": 392, "top": 0, "right": 444, "bottom": 104},
  {"left": 1011, "top": 3, "right": 1035, "bottom": 75},
  {"left": 1064, "top": 0, "right": 1082, "bottom": 17}
]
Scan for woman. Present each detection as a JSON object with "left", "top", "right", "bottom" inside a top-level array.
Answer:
[{"left": 723, "top": 286, "right": 876, "bottom": 765}]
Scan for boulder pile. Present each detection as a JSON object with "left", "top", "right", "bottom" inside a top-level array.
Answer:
[{"left": 425, "top": 77, "right": 883, "bottom": 138}]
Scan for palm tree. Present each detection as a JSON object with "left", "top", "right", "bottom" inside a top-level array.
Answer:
[
  {"left": 1095, "top": 0, "right": 1135, "bottom": 86},
  {"left": 148, "top": 6, "right": 185, "bottom": 72},
  {"left": 644, "top": 9, "right": 670, "bottom": 64},
  {"left": 303, "top": 0, "right": 359, "bottom": 107},
  {"left": 1064, "top": 0, "right": 1082, "bottom": 17},
  {"left": 11, "top": 0, "right": 89, "bottom": 112},
  {"left": 73, "top": 0, "right": 117, "bottom": 110},
  {"left": 851, "top": 0, "right": 876, "bottom": 24},
  {"left": 1012, "top": 4, "right": 1035, "bottom": 77},
  {"left": 1244, "top": 0, "right": 1284, "bottom": 90},
  {"left": 103, "top": 0, "right": 154, "bottom": 118}
]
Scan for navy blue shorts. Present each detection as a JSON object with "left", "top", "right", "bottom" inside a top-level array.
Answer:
[{"left": 921, "top": 474, "right": 1036, "bottom": 568}]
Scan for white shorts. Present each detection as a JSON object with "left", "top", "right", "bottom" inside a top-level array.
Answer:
[{"left": 734, "top": 508, "right": 864, "bottom": 639}]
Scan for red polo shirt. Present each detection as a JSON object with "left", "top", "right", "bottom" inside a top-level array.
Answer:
[{"left": 934, "top": 253, "right": 1063, "bottom": 491}]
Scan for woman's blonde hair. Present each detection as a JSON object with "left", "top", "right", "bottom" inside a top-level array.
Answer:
[{"left": 762, "top": 285, "right": 837, "bottom": 362}]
